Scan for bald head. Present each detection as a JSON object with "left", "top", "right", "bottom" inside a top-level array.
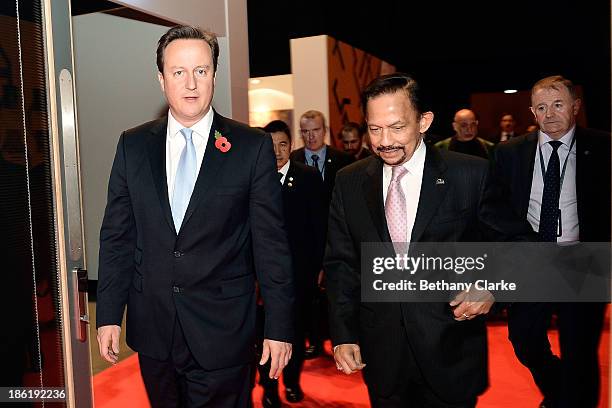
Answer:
[{"left": 453, "top": 109, "right": 478, "bottom": 141}]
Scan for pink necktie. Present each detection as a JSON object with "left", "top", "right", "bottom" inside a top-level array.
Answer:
[{"left": 385, "top": 165, "right": 409, "bottom": 247}]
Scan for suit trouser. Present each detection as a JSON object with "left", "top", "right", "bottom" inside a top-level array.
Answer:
[
  {"left": 138, "top": 318, "right": 251, "bottom": 408},
  {"left": 367, "top": 327, "right": 477, "bottom": 408},
  {"left": 508, "top": 302, "right": 606, "bottom": 408}
]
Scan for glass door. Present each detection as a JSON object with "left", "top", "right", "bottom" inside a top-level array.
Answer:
[{"left": 0, "top": 0, "right": 92, "bottom": 406}]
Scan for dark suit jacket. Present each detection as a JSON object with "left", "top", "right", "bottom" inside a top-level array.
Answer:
[
  {"left": 491, "top": 131, "right": 518, "bottom": 144},
  {"left": 96, "top": 112, "right": 294, "bottom": 371},
  {"left": 282, "top": 161, "right": 326, "bottom": 300},
  {"left": 324, "top": 144, "right": 532, "bottom": 401},
  {"left": 289, "top": 145, "right": 354, "bottom": 205},
  {"left": 494, "top": 128, "right": 611, "bottom": 242},
  {"left": 355, "top": 147, "right": 372, "bottom": 161}
]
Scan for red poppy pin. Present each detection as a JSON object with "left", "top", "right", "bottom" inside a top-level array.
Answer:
[{"left": 214, "top": 130, "right": 231, "bottom": 153}]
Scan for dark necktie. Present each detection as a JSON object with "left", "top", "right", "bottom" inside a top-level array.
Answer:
[
  {"left": 539, "top": 141, "right": 563, "bottom": 241},
  {"left": 278, "top": 172, "right": 283, "bottom": 182},
  {"left": 311, "top": 154, "right": 320, "bottom": 172}
]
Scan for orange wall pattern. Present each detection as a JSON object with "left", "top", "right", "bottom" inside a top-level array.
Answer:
[{"left": 326, "top": 37, "right": 394, "bottom": 149}]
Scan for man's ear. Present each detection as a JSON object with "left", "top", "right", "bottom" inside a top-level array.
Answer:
[
  {"left": 572, "top": 98, "right": 582, "bottom": 116},
  {"left": 419, "top": 111, "right": 434, "bottom": 133},
  {"left": 157, "top": 72, "right": 165, "bottom": 93}
]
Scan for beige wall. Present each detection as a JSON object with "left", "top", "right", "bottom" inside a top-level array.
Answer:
[
  {"left": 290, "top": 35, "right": 330, "bottom": 149},
  {"left": 290, "top": 35, "right": 392, "bottom": 150}
]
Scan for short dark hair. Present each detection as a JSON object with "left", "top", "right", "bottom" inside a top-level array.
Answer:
[
  {"left": 263, "top": 120, "right": 291, "bottom": 142},
  {"left": 531, "top": 75, "right": 578, "bottom": 100},
  {"left": 157, "top": 25, "right": 219, "bottom": 74},
  {"left": 361, "top": 73, "right": 427, "bottom": 116},
  {"left": 340, "top": 122, "right": 361, "bottom": 138}
]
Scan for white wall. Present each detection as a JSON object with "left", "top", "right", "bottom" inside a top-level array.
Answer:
[
  {"left": 73, "top": 13, "right": 169, "bottom": 280},
  {"left": 290, "top": 35, "right": 330, "bottom": 149}
]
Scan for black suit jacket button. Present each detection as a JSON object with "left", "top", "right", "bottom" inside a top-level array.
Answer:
[{"left": 173, "top": 251, "right": 183, "bottom": 258}]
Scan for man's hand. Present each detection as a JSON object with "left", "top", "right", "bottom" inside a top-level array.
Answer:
[
  {"left": 260, "top": 339, "right": 292, "bottom": 379},
  {"left": 97, "top": 325, "right": 121, "bottom": 364},
  {"left": 450, "top": 288, "right": 495, "bottom": 321},
  {"left": 333, "top": 344, "right": 365, "bottom": 375},
  {"left": 317, "top": 269, "right": 325, "bottom": 289}
]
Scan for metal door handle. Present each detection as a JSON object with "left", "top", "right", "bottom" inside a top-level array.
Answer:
[{"left": 72, "top": 268, "right": 89, "bottom": 342}]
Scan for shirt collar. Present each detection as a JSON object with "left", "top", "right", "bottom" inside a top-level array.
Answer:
[
  {"left": 167, "top": 108, "right": 214, "bottom": 140},
  {"left": 384, "top": 138, "right": 426, "bottom": 175},
  {"left": 278, "top": 160, "right": 290, "bottom": 177},
  {"left": 538, "top": 125, "right": 575, "bottom": 148},
  {"left": 305, "top": 145, "right": 327, "bottom": 158}
]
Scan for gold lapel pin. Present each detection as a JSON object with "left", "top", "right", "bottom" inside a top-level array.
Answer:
[{"left": 287, "top": 182, "right": 293, "bottom": 187}]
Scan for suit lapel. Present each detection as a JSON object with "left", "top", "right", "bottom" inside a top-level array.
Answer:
[
  {"left": 363, "top": 158, "right": 391, "bottom": 242},
  {"left": 283, "top": 162, "right": 296, "bottom": 190},
  {"left": 518, "top": 132, "right": 538, "bottom": 217},
  {"left": 179, "top": 111, "right": 229, "bottom": 232},
  {"left": 147, "top": 117, "right": 176, "bottom": 234},
  {"left": 323, "top": 146, "right": 336, "bottom": 188},
  {"left": 410, "top": 145, "right": 449, "bottom": 242}
]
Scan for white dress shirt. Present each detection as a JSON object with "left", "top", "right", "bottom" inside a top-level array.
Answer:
[
  {"left": 166, "top": 109, "right": 213, "bottom": 201},
  {"left": 528, "top": 127, "right": 579, "bottom": 242},
  {"left": 382, "top": 140, "right": 427, "bottom": 243},
  {"left": 278, "top": 160, "right": 290, "bottom": 184}
]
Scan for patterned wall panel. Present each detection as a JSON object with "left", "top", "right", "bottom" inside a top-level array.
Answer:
[{"left": 327, "top": 37, "right": 394, "bottom": 149}]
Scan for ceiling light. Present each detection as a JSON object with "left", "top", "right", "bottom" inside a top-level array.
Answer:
[{"left": 504, "top": 89, "right": 517, "bottom": 94}]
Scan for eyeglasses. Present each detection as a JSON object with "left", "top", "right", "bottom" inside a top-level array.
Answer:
[{"left": 300, "top": 127, "right": 323, "bottom": 137}]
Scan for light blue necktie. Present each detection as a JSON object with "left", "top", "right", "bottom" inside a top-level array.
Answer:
[{"left": 171, "top": 128, "right": 197, "bottom": 231}]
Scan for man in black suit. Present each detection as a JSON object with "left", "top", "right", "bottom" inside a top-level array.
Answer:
[
  {"left": 290, "top": 110, "right": 354, "bottom": 358},
  {"left": 340, "top": 121, "right": 372, "bottom": 160},
  {"left": 290, "top": 110, "right": 355, "bottom": 202},
  {"left": 492, "top": 113, "right": 518, "bottom": 143},
  {"left": 255, "top": 120, "right": 325, "bottom": 407},
  {"left": 325, "top": 73, "right": 531, "bottom": 407},
  {"left": 96, "top": 26, "right": 294, "bottom": 408},
  {"left": 494, "top": 75, "right": 610, "bottom": 408}
]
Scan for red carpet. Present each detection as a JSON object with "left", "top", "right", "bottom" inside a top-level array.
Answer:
[{"left": 94, "top": 321, "right": 610, "bottom": 407}]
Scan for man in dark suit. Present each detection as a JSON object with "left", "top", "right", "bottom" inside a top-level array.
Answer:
[
  {"left": 340, "top": 121, "right": 372, "bottom": 160},
  {"left": 255, "top": 120, "right": 325, "bottom": 407},
  {"left": 290, "top": 110, "right": 354, "bottom": 358},
  {"left": 494, "top": 75, "right": 610, "bottom": 408},
  {"left": 96, "top": 26, "right": 294, "bottom": 408},
  {"left": 290, "top": 110, "right": 355, "bottom": 203},
  {"left": 492, "top": 113, "right": 518, "bottom": 143},
  {"left": 325, "top": 73, "right": 532, "bottom": 408}
]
